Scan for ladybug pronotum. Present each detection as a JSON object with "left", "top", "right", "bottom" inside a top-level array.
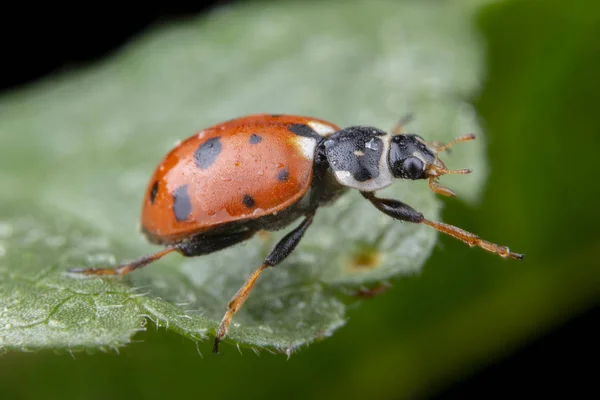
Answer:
[{"left": 70, "top": 114, "right": 523, "bottom": 353}]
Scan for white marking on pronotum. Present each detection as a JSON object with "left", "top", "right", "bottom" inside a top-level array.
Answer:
[
  {"left": 308, "top": 121, "right": 336, "bottom": 137},
  {"left": 292, "top": 136, "right": 318, "bottom": 160},
  {"left": 354, "top": 150, "right": 365, "bottom": 156}
]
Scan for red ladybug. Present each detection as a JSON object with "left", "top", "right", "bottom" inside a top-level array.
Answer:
[{"left": 70, "top": 114, "right": 523, "bottom": 353}]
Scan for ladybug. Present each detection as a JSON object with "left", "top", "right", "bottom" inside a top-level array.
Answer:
[{"left": 70, "top": 114, "right": 523, "bottom": 353}]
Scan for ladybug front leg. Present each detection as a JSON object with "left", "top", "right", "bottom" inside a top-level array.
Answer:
[
  {"left": 360, "top": 192, "right": 524, "bottom": 260},
  {"left": 213, "top": 211, "right": 316, "bottom": 354}
]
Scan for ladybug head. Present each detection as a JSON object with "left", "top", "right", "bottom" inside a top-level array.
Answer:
[
  {"left": 388, "top": 134, "right": 437, "bottom": 180},
  {"left": 388, "top": 132, "right": 476, "bottom": 197},
  {"left": 323, "top": 126, "right": 474, "bottom": 196}
]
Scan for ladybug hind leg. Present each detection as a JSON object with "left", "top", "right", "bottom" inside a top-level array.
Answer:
[
  {"left": 68, "top": 230, "right": 257, "bottom": 276},
  {"left": 213, "top": 211, "right": 316, "bottom": 354},
  {"left": 68, "top": 247, "right": 178, "bottom": 276}
]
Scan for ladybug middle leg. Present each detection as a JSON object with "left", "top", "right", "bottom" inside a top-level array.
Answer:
[
  {"left": 213, "top": 211, "right": 316, "bottom": 354},
  {"left": 361, "top": 191, "right": 524, "bottom": 260}
]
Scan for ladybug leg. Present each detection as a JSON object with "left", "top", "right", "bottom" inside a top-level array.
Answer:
[
  {"left": 213, "top": 212, "right": 316, "bottom": 355},
  {"left": 69, "top": 230, "right": 257, "bottom": 276},
  {"left": 178, "top": 229, "right": 257, "bottom": 257},
  {"left": 361, "top": 192, "right": 524, "bottom": 260},
  {"left": 68, "top": 247, "right": 178, "bottom": 276},
  {"left": 390, "top": 113, "right": 414, "bottom": 135}
]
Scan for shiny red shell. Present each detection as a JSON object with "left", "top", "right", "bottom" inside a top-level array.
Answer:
[{"left": 140, "top": 114, "right": 340, "bottom": 244}]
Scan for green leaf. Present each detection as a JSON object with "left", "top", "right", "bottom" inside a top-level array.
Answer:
[{"left": 0, "top": 0, "right": 487, "bottom": 353}]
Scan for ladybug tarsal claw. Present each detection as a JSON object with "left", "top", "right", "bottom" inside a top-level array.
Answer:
[{"left": 507, "top": 251, "right": 525, "bottom": 261}]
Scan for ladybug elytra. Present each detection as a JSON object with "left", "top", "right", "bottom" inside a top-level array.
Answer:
[{"left": 70, "top": 114, "right": 523, "bottom": 353}]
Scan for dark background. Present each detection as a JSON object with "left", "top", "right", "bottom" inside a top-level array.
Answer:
[{"left": 1, "top": 1, "right": 598, "bottom": 399}]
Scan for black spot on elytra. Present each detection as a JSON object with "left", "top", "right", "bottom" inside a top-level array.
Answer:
[
  {"left": 270, "top": 114, "right": 282, "bottom": 117},
  {"left": 278, "top": 168, "right": 289, "bottom": 181},
  {"left": 249, "top": 134, "right": 262, "bottom": 144},
  {"left": 172, "top": 185, "right": 192, "bottom": 221},
  {"left": 243, "top": 194, "right": 255, "bottom": 208},
  {"left": 194, "top": 137, "right": 222, "bottom": 169},
  {"left": 149, "top": 181, "right": 159, "bottom": 204},
  {"left": 288, "top": 123, "right": 319, "bottom": 139}
]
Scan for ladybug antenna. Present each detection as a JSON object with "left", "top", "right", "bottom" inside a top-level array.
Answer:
[
  {"left": 424, "top": 133, "right": 477, "bottom": 154},
  {"left": 390, "top": 113, "right": 414, "bottom": 135},
  {"left": 418, "top": 133, "right": 476, "bottom": 197}
]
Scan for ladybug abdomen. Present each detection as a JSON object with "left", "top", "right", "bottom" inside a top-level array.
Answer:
[{"left": 141, "top": 115, "right": 340, "bottom": 244}]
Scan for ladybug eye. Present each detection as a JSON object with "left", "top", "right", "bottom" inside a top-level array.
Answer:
[{"left": 402, "top": 157, "right": 425, "bottom": 180}]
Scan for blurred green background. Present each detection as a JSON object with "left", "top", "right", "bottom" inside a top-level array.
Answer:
[{"left": 1, "top": 0, "right": 599, "bottom": 399}]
